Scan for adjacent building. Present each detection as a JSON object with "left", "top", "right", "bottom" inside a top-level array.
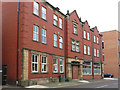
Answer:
[
  {"left": 2, "top": 0, "right": 103, "bottom": 86},
  {"left": 101, "top": 30, "right": 119, "bottom": 78}
]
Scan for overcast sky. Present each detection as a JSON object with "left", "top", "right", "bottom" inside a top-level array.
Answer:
[{"left": 48, "top": 0, "right": 119, "bottom": 32}]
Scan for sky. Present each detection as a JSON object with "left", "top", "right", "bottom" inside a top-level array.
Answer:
[{"left": 48, "top": 0, "right": 119, "bottom": 32}]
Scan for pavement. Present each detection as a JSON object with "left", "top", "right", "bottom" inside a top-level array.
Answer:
[{"left": 2, "top": 78, "right": 118, "bottom": 89}]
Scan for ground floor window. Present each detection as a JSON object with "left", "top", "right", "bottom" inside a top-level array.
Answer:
[
  {"left": 94, "top": 62, "right": 101, "bottom": 75},
  {"left": 32, "top": 54, "right": 38, "bottom": 72},
  {"left": 60, "top": 58, "right": 64, "bottom": 73},
  {"left": 41, "top": 56, "right": 47, "bottom": 72},
  {"left": 83, "top": 61, "right": 91, "bottom": 75},
  {"left": 53, "top": 58, "right": 58, "bottom": 73}
]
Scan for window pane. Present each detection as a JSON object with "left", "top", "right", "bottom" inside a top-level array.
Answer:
[
  {"left": 54, "top": 14, "right": 57, "bottom": 20},
  {"left": 60, "top": 59, "right": 63, "bottom": 65},
  {"left": 87, "top": 32, "right": 90, "bottom": 40},
  {"left": 72, "top": 44, "right": 75, "bottom": 51},
  {"left": 35, "top": 55, "right": 37, "bottom": 62},
  {"left": 76, "top": 46, "right": 79, "bottom": 52},
  {"left": 59, "top": 18, "right": 62, "bottom": 28},
  {"left": 35, "top": 64, "right": 37, "bottom": 71},
  {"left": 84, "top": 30, "right": 86, "bottom": 39}
]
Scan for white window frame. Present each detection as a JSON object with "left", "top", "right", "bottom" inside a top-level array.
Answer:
[
  {"left": 76, "top": 41, "right": 79, "bottom": 52},
  {"left": 42, "top": 28, "right": 46, "bottom": 44},
  {"left": 87, "top": 32, "right": 90, "bottom": 40},
  {"left": 32, "top": 54, "right": 38, "bottom": 72},
  {"left": 60, "top": 58, "right": 64, "bottom": 73},
  {"left": 83, "top": 61, "right": 92, "bottom": 75},
  {"left": 97, "top": 37, "right": 99, "bottom": 44},
  {"left": 72, "top": 40, "right": 75, "bottom": 51},
  {"left": 97, "top": 49, "right": 99, "bottom": 57},
  {"left": 54, "top": 34, "right": 57, "bottom": 47},
  {"left": 84, "top": 30, "right": 86, "bottom": 39},
  {"left": 42, "top": 6, "right": 46, "bottom": 20},
  {"left": 88, "top": 46, "right": 90, "bottom": 55},
  {"left": 33, "top": 1, "right": 39, "bottom": 16},
  {"left": 94, "top": 35, "right": 96, "bottom": 43},
  {"left": 41, "top": 56, "right": 47, "bottom": 72},
  {"left": 53, "top": 58, "right": 58, "bottom": 73},
  {"left": 94, "top": 48, "right": 96, "bottom": 56},
  {"left": 73, "top": 24, "right": 77, "bottom": 34},
  {"left": 53, "top": 14, "right": 58, "bottom": 26},
  {"left": 33, "top": 25, "right": 39, "bottom": 41},
  {"left": 59, "top": 18, "right": 63, "bottom": 29},
  {"left": 59, "top": 36, "right": 63, "bottom": 49},
  {"left": 94, "top": 63, "right": 101, "bottom": 75},
  {"left": 84, "top": 45, "right": 87, "bottom": 54}
]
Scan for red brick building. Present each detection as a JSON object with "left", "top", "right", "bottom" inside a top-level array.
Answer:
[
  {"left": 2, "top": 0, "right": 103, "bottom": 86},
  {"left": 101, "top": 30, "right": 119, "bottom": 78}
]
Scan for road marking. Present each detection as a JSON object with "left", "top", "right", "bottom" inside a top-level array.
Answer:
[{"left": 96, "top": 85, "right": 108, "bottom": 88}]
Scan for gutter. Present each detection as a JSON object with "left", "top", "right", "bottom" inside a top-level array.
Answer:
[{"left": 16, "top": 0, "right": 19, "bottom": 84}]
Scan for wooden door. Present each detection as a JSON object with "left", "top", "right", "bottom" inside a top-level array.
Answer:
[{"left": 72, "top": 66, "right": 78, "bottom": 79}]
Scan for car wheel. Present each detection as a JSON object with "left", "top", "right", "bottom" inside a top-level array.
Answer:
[{"left": 109, "top": 76, "right": 112, "bottom": 78}]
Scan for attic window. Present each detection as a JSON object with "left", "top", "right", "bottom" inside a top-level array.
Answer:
[{"left": 73, "top": 19, "right": 78, "bottom": 24}]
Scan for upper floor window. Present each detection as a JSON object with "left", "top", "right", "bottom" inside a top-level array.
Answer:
[
  {"left": 87, "top": 32, "right": 90, "bottom": 40},
  {"left": 84, "top": 45, "right": 87, "bottom": 54},
  {"left": 42, "top": 28, "right": 46, "bottom": 44},
  {"left": 97, "top": 49, "right": 99, "bottom": 57},
  {"left": 88, "top": 46, "right": 90, "bottom": 55},
  {"left": 103, "top": 52, "right": 105, "bottom": 61},
  {"left": 60, "top": 58, "right": 64, "bottom": 73},
  {"left": 59, "top": 36, "right": 63, "bottom": 49},
  {"left": 42, "top": 6, "right": 46, "bottom": 20},
  {"left": 33, "top": 1, "right": 39, "bottom": 16},
  {"left": 71, "top": 39, "right": 79, "bottom": 52},
  {"left": 73, "top": 24, "right": 77, "bottom": 34},
  {"left": 53, "top": 14, "right": 58, "bottom": 26},
  {"left": 54, "top": 34, "right": 57, "bottom": 47},
  {"left": 32, "top": 54, "right": 38, "bottom": 72},
  {"left": 53, "top": 58, "right": 58, "bottom": 73},
  {"left": 97, "top": 37, "right": 99, "bottom": 44},
  {"left": 84, "top": 30, "right": 86, "bottom": 39},
  {"left": 59, "top": 18, "right": 63, "bottom": 29},
  {"left": 94, "top": 48, "right": 96, "bottom": 56},
  {"left": 118, "top": 40, "right": 120, "bottom": 45},
  {"left": 41, "top": 56, "right": 47, "bottom": 72},
  {"left": 94, "top": 35, "right": 96, "bottom": 43},
  {"left": 33, "top": 25, "right": 39, "bottom": 41},
  {"left": 119, "top": 52, "right": 120, "bottom": 59},
  {"left": 102, "top": 40, "right": 104, "bottom": 49}
]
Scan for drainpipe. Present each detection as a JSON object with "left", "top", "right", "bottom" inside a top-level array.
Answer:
[
  {"left": 64, "top": 16, "right": 67, "bottom": 80},
  {"left": 91, "top": 31, "right": 94, "bottom": 79},
  {"left": 16, "top": 0, "right": 19, "bottom": 85}
]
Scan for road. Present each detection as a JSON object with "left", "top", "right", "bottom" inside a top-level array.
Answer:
[{"left": 63, "top": 80, "right": 118, "bottom": 88}]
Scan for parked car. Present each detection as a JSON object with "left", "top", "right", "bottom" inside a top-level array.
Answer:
[{"left": 104, "top": 73, "right": 114, "bottom": 78}]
